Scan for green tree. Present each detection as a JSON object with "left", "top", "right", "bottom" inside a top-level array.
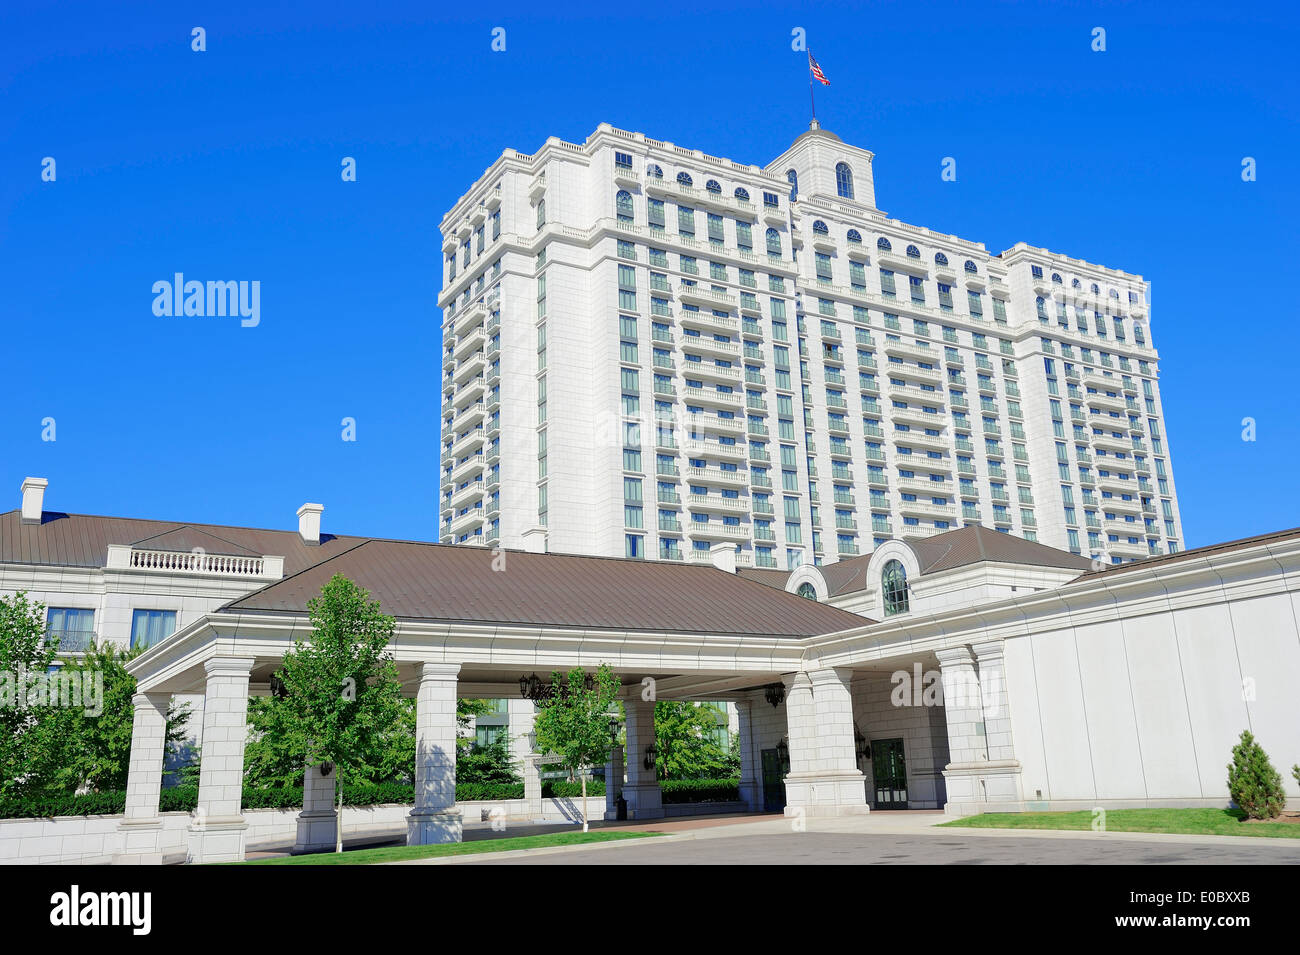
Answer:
[
  {"left": 652, "top": 701, "right": 734, "bottom": 780},
  {"left": 532, "top": 664, "right": 620, "bottom": 832},
  {"left": 0, "top": 591, "right": 60, "bottom": 797},
  {"left": 29, "top": 642, "right": 190, "bottom": 793},
  {"left": 1226, "top": 729, "right": 1286, "bottom": 820},
  {"left": 273, "top": 575, "right": 406, "bottom": 852}
]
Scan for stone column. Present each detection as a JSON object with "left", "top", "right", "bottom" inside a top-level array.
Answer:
[
  {"left": 510, "top": 699, "right": 544, "bottom": 819},
  {"left": 782, "top": 668, "right": 869, "bottom": 818},
  {"left": 604, "top": 744, "right": 624, "bottom": 820},
  {"left": 937, "top": 643, "right": 1023, "bottom": 815},
  {"left": 735, "top": 698, "right": 762, "bottom": 811},
  {"left": 407, "top": 662, "right": 463, "bottom": 844},
  {"left": 115, "top": 691, "right": 171, "bottom": 864},
  {"left": 621, "top": 694, "right": 663, "bottom": 819},
  {"left": 293, "top": 763, "right": 338, "bottom": 854},
  {"left": 187, "top": 657, "right": 254, "bottom": 864}
]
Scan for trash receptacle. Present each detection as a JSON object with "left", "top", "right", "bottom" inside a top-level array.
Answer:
[{"left": 616, "top": 794, "right": 627, "bottom": 820}]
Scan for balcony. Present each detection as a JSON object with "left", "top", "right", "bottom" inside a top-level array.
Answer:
[
  {"left": 882, "top": 340, "right": 938, "bottom": 364},
  {"left": 893, "top": 430, "right": 948, "bottom": 453},
  {"left": 450, "top": 506, "right": 485, "bottom": 536},
  {"left": 682, "top": 386, "right": 743, "bottom": 409},
  {"left": 689, "top": 519, "right": 752, "bottom": 541},
  {"left": 678, "top": 286, "right": 738, "bottom": 312},
  {"left": 898, "top": 497, "right": 956, "bottom": 521}
]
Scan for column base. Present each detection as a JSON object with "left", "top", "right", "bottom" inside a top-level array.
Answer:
[
  {"left": 942, "top": 759, "right": 1023, "bottom": 816},
  {"left": 186, "top": 816, "right": 248, "bottom": 865},
  {"left": 292, "top": 809, "right": 339, "bottom": 854},
  {"left": 622, "top": 782, "right": 664, "bottom": 819},
  {"left": 113, "top": 818, "right": 165, "bottom": 865},
  {"left": 783, "top": 770, "right": 871, "bottom": 817},
  {"left": 407, "top": 807, "right": 462, "bottom": 845}
]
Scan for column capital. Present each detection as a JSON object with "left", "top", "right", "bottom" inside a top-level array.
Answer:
[
  {"left": 416, "top": 662, "right": 461, "bottom": 682},
  {"left": 202, "top": 656, "right": 255, "bottom": 678},
  {"left": 781, "top": 670, "right": 812, "bottom": 693},
  {"left": 131, "top": 691, "right": 170, "bottom": 709},
  {"left": 808, "top": 666, "right": 855, "bottom": 690},
  {"left": 935, "top": 646, "right": 975, "bottom": 668},
  {"left": 971, "top": 640, "right": 1006, "bottom": 665}
]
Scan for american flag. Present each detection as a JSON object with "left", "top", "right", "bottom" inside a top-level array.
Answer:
[{"left": 809, "top": 52, "right": 830, "bottom": 86}]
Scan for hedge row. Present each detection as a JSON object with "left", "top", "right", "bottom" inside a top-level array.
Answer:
[
  {"left": 661, "top": 778, "right": 741, "bottom": 803},
  {"left": 0, "top": 781, "right": 527, "bottom": 819},
  {"left": 542, "top": 778, "right": 741, "bottom": 803},
  {"left": 0, "top": 778, "right": 740, "bottom": 819}
]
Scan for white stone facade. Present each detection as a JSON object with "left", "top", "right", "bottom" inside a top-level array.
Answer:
[{"left": 436, "top": 122, "right": 1183, "bottom": 567}]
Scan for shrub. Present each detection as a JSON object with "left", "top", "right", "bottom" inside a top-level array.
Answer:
[
  {"left": 455, "top": 782, "right": 525, "bottom": 801},
  {"left": 661, "top": 778, "right": 741, "bottom": 804},
  {"left": 543, "top": 780, "right": 605, "bottom": 799},
  {"left": 1226, "top": 730, "right": 1286, "bottom": 820}
]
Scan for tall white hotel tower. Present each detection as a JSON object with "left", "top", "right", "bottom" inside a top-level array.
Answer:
[{"left": 437, "top": 122, "right": 1183, "bottom": 569}]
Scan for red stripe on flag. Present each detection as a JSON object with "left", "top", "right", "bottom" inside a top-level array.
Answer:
[{"left": 809, "top": 52, "right": 830, "bottom": 86}]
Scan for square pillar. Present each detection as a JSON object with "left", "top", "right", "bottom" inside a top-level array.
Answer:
[
  {"left": 621, "top": 694, "right": 663, "bottom": 819},
  {"left": 114, "top": 691, "right": 171, "bottom": 864},
  {"left": 407, "top": 662, "right": 463, "bottom": 844},
  {"left": 783, "top": 668, "right": 869, "bottom": 818},
  {"left": 187, "top": 657, "right": 254, "bottom": 864},
  {"left": 511, "top": 699, "right": 544, "bottom": 818},
  {"left": 293, "top": 763, "right": 338, "bottom": 854},
  {"left": 735, "top": 699, "right": 762, "bottom": 811},
  {"left": 604, "top": 744, "right": 624, "bottom": 820},
  {"left": 937, "top": 643, "right": 1023, "bottom": 815}
]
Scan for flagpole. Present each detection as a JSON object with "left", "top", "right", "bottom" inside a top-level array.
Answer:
[{"left": 809, "top": 56, "right": 816, "bottom": 122}]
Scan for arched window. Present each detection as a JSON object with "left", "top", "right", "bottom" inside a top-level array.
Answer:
[
  {"left": 1036, "top": 296, "right": 1048, "bottom": 319},
  {"left": 812, "top": 219, "right": 829, "bottom": 235},
  {"left": 734, "top": 186, "right": 750, "bottom": 201},
  {"left": 935, "top": 252, "right": 949, "bottom": 266},
  {"left": 847, "top": 229, "right": 862, "bottom": 244},
  {"left": 615, "top": 189, "right": 634, "bottom": 221},
  {"left": 877, "top": 237, "right": 892, "bottom": 251},
  {"left": 1109, "top": 288, "right": 1119, "bottom": 299},
  {"left": 1091, "top": 283, "right": 1100, "bottom": 295},
  {"left": 536, "top": 199, "right": 546, "bottom": 229},
  {"left": 796, "top": 582, "right": 818, "bottom": 601},
  {"left": 647, "top": 163, "right": 663, "bottom": 179},
  {"left": 766, "top": 227, "right": 782, "bottom": 255},
  {"left": 786, "top": 168, "right": 798, "bottom": 201},
  {"left": 905, "top": 244, "right": 921, "bottom": 259},
  {"left": 964, "top": 260, "right": 978, "bottom": 273},
  {"left": 676, "top": 171, "right": 693, "bottom": 186},
  {"left": 706, "top": 179, "right": 722, "bottom": 194},
  {"left": 882, "top": 560, "right": 909, "bottom": 615},
  {"left": 1071, "top": 278, "right": 1081, "bottom": 288},
  {"left": 835, "top": 162, "right": 854, "bottom": 199},
  {"left": 1051, "top": 272, "right": 1063, "bottom": 284}
]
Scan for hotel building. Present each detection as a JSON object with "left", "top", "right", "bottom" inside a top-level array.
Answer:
[{"left": 437, "top": 122, "right": 1182, "bottom": 568}]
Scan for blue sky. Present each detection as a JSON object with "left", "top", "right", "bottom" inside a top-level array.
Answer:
[{"left": 2, "top": 0, "right": 1297, "bottom": 548}]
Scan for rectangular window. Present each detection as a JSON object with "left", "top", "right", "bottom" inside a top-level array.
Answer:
[
  {"left": 131, "top": 609, "right": 177, "bottom": 650},
  {"left": 46, "top": 607, "right": 95, "bottom": 651}
]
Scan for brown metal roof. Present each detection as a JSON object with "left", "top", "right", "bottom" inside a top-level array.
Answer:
[
  {"left": 734, "top": 526, "right": 1092, "bottom": 598},
  {"left": 1075, "top": 525, "right": 1300, "bottom": 580},
  {"left": 222, "top": 540, "right": 868, "bottom": 638},
  {"left": 0, "top": 509, "right": 367, "bottom": 576},
  {"left": 906, "top": 524, "right": 1095, "bottom": 575}
]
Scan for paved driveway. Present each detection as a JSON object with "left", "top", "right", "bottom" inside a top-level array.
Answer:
[{"left": 454, "top": 830, "right": 1300, "bottom": 865}]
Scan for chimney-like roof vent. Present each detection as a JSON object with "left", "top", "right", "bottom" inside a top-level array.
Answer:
[
  {"left": 21, "top": 477, "right": 47, "bottom": 524},
  {"left": 297, "top": 503, "right": 324, "bottom": 545}
]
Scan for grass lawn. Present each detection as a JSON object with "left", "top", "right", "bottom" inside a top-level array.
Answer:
[
  {"left": 236, "top": 829, "right": 660, "bottom": 865},
  {"left": 940, "top": 807, "right": 1300, "bottom": 839}
]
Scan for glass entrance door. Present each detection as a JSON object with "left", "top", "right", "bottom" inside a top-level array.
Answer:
[
  {"left": 760, "top": 748, "right": 787, "bottom": 813},
  {"left": 871, "top": 738, "right": 908, "bottom": 809}
]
